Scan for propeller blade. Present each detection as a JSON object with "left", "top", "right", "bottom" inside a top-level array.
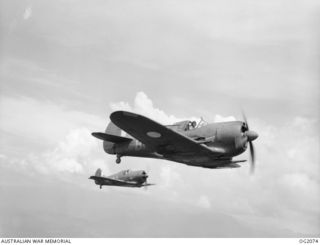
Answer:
[
  {"left": 249, "top": 141, "right": 255, "bottom": 174},
  {"left": 143, "top": 179, "right": 148, "bottom": 190},
  {"left": 241, "top": 110, "right": 257, "bottom": 174},
  {"left": 241, "top": 110, "right": 249, "bottom": 130}
]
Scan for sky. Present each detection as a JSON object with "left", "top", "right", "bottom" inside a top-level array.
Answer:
[{"left": 0, "top": 0, "right": 319, "bottom": 238}]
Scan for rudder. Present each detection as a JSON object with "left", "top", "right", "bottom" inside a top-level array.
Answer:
[
  {"left": 91, "top": 121, "right": 128, "bottom": 154},
  {"left": 105, "top": 122, "right": 121, "bottom": 136},
  {"left": 95, "top": 168, "right": 102, "bottom": 177}
]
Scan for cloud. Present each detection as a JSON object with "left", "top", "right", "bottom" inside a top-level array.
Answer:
[
  {"left": 23, "top": 7, "right": 32, "bottom": 20},
  {"left": 159, "top": 165, "right": 183, "bottom": 189},
  {"left": 0, "top": 96, "right": 105, "bottom": 147},
  {"left": 214, "top": 115, "right": 236, "bottom": 122},
  {"left": 110, "top": 91, "right": 183, "bottom": 124},
  {"left": 0, "top": 96, "right": 109, "bottom": 179},
  {"left": 39, "top": 128, "right": 99, "bottom": 174},
  {"left": 110, "top": 91, "right": 235, "bottom": 124},
  {"left": 4, "top": 127, "right": 107, "bottom": 178},
  {"left": 197, "top": 195, "right": 211, "bottom": 209}
]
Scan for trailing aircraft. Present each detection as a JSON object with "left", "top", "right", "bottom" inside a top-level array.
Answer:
[
  {"left": 92, "top": 111, "right": 258, "bottom": 172},
  {"left": 89, "top": 168, "right": 153, "bottom": 189}
]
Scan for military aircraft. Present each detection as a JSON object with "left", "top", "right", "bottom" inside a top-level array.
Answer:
[
  {"left": 89, "top": 168, "right": 153, "bottom": 189},
  {"left": 92, "top": 111, "right": 259, "bottom": 172}
]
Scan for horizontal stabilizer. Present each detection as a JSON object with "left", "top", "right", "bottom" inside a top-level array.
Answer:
[
  {"left": 89, "top": 176, "right": 105, "bottom": 181},
  {"left": 92, "top": 132, "right": 132, "bottom": 143},
  {"left": 143, "top": 183, "right": 156, "bottom": 187}
]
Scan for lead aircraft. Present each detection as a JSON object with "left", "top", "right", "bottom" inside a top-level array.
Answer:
[{"left": 92, "top": 111, "right": 258, "bottom": 172}]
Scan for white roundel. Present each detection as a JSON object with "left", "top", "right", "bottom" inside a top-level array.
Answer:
[{"left": 146, "top": 131, "right": 162, "bottom": 138}]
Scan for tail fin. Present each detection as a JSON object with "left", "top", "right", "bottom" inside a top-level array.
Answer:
[
  {"left": 106, "top": 122, "right": 121, "bottom": 136},
  {"left": 95, "top": 168, "right": 102, "bottom": 177},
  {"left": 92, "top": 121, "right": 131, "bottom": 154},
  {"left": 92, "top": 121, "right": 132, "bottom": 143}
]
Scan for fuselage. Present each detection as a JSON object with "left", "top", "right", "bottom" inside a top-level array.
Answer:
[
  {"left": 108, "top": 169, "right": 147, "bottom": 184},
  {"left": 90, "top": 169, "right": 148, "bottom": 187}
]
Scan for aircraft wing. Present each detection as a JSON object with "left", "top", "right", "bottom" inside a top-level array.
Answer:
[
  {"left": 110, "top": 111, "right": 225, "bottom": 156},
  {"left": 90, "top": 176, "right": 139, "bottom": 187},
  {"left": 143, "top": 183, "right": 156, "bottom": 187}
]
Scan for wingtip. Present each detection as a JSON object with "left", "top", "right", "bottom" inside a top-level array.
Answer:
[
  {"left": 111, "top": 110, "right": 139, "bottom": 117},
  {"left": 91, "top": 132, "right": 104, "bottom": 140},
  {"left": 145, "top": 183, "right": 156, "bottom": 186},
  {"left": 109, "top": 110, "right": 124, "bottom": 121},
  {"left": 110, "top": 111, "right": 140, "bottom": 123}
]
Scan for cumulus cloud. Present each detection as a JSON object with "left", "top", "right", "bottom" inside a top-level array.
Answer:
[
  {"left": 0, "top": 96, "right": 105, "bottom": 147},
  {"left": 40, "top": 128, "right": 98, "bottom": 174},
  {"left": 110, "top": 91, "right": 235, "bottom": 124},
  {"left": 0, "top": 96, "right": 109, "bottom": 179},
  {"left": 23, "top": 7, "right": 32, "bottom": 20},
  {"left": 110, "top": 91, "right": 183, "bottom": 124},
  {"left": 4, "top": 128, "right": 107, "bottom": 177}
]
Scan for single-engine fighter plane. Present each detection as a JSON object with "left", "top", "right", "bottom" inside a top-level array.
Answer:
[
  {"left": 89, "top": 168, "right": 153, "bottom": 189},
  {"left": 92, "top": 111, "right": 259, "bottom": 172}
]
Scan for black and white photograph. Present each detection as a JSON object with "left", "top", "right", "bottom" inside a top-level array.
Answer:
[{"left": 0, "top": 0, "right": 319, "bottom": 240}]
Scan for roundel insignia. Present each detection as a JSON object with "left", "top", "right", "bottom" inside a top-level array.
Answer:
[{"left": 146, "top": 131, "right": 162, "bottom": 138}]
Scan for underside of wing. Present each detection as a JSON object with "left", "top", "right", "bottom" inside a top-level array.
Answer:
[
  {"left": 110, "top": 111, "right": 223, "bottom": 157},
  {"left": 92, "top": 132, "right": 132, "bottom": 143}
]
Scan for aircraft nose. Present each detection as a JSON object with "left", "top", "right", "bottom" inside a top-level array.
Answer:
[
  {"left": 141, "top": 171, "right": 148, "bottom": 178},
  {"left": 246, "top": 130, "right": 258, "bottom": 141}
]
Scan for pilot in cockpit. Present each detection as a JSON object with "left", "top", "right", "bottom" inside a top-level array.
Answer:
[{"left": 187, "top": 121, "right": 197, "bottom": 130}]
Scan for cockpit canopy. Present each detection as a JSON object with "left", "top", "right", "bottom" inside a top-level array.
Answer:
[
  {"left": 121, "top": 169, "right": 130, "bottom": 175},
  {"left": 173, "top": 120, "right": 196, "bottom": 131},
  {"left": 167, "top": 118, "right": 207, "bottom": 132}
]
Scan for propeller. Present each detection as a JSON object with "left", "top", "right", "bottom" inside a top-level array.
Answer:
[
  {"left": 143, "top": 176, "right": 150, "bottom": 190},
  {"left": 142, "top": 171, "right": 148, "bottom": 182},
  {"left": 241, "top": 111, "right": 258, "bottom": 174},
  {"left": 143, "top": 164, "right": 150, "bottom": 190}
]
